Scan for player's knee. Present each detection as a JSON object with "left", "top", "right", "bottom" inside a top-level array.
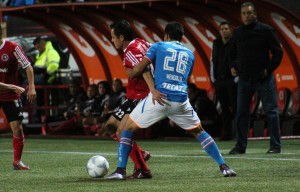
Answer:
[{"left": 187, "top": 125, "right": 204, "bottom": 137}]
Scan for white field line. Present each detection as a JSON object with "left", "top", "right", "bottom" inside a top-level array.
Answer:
[{"left": 0, "top": 150, "right": 299, "bottom": 161}]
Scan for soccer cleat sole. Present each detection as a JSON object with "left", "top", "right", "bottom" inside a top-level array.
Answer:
[{"left": 105, "top": 172, "right": 126, "bottom": 180}]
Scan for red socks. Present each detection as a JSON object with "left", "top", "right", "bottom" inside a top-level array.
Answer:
[
  {"left": 131, "top": 142, "right": 151, "bottom": 172},
  {"left": 13, "top": 135, "right": 24, "bottom": 164}
]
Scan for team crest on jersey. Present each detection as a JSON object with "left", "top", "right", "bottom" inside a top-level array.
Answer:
[{"left": 1, "top": 54, "right": 9, "bottom": 61}]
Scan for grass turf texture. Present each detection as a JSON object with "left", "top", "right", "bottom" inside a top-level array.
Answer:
[{"left": 0, "top": 138, "right": 299, "bottom": 192}]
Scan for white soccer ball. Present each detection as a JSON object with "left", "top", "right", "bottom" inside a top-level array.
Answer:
[{"left": 86, "top": 155, "right": 109, "bottom": 178}]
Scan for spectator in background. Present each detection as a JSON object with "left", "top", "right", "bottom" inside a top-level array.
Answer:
[
  {"left": 169, "top": 83, "right": 220, "bottom": 137},
  {"left": 229, "top": 2, "right": 283, "bottom": 154},
  {"left": 25, "top": 37, "right": 60, "bottom": 122},
  {"left": 10, "top": 0, "right": 35, "bottom": 6},
  {"left": 0, "top": 25, "right": 36, "bottom": 170},
  {"left": 187, "top": 83, "right": 220, "bottom": 124},
  {"left": 210, "top": 21, "right": 237, "bottom": 141},
  {"left": 82, "top": 80, "right": 111, "bottom": 136},
  {"left": 32, "top": 37, "right": 60, "bottom": 85},
  {"left": 101, "top": 78, "right": 126, "bottom": 121},
  {"left": 47, "top": 83, "right": 97, "bottom": 135},
  {"left": 45, "top": 79, "right": 86, "bottom": 126}
]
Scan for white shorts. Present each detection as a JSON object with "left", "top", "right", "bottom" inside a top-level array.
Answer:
[{"left": 129, "top": 93, "right": 200, "bottom": 130}]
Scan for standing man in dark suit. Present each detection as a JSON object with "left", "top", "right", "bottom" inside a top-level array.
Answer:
[
  {"left": 211, "top": 21, "right": 237, "bottom": 141},
  {"left": 229, "top": 2, "right": 283, "bottom": 154}
]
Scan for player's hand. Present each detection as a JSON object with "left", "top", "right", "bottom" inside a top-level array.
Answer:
[
  {"left": 151, "top": 89, "right": 167, "bottom": 106},
  {"left": 126, "top": 68, "right": 134, "bottom": 78},
  {"left": 12, "top": 85, "right": 25, "bottom": 97},
  {"left": 27, "top": 87, "right": 37, "bottom": 104}
]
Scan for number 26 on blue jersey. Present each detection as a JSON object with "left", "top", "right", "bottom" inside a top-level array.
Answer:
[{"left": 163, "top": 48, "right": 188, "bottom": 75}]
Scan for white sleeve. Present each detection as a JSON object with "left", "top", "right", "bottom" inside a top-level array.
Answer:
[{"left": 14, "top": 45, "right": 31, "bottom": 69}]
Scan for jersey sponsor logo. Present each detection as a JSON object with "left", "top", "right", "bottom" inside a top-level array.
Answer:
[
  {"left": 162, "top": 82, "right": 186, "bottom": 93},
  {"left": 1, "top": 54, "right": 9, "bottom": 62}
]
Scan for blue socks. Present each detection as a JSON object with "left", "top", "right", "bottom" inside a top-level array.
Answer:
[
  {"left": 197, "top": 131, "right": 225, "bottom": 165},
  {"left": 117, "top": 130, "right": 134, "bottom": 169},
  {"left": 117, "top": 130, "right": 225, "bottom": 169}
]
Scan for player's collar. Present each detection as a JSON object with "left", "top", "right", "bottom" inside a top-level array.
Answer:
[{"left": 123, "top": 39, "right": 136, "bottom": 52}]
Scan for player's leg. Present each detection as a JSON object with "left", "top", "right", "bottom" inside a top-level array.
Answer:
[
  {"left": 105, "top": 119, "right": 139, "bottom": 180},
  {"left": 188, "top": 126, "right": 236, "bottom": 177},
  {"left": 169, "top": 100, "right": 236, "bottom": 177},
  {"left": 10, "top": 120, "right": 30, "bottom": 170},
  {"left": 104, "top": 107, "right": 151, "bottom": 178},
  {"left": 117, "top": 114, "right": 152, "bottom": 179},
  {"left": 3, "top": 101, "right": 30, "bottom": 170},
  {"left": 106, "top": 94, "right": 165, "bottom": 180}
]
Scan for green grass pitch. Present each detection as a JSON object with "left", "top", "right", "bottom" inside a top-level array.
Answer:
[{"left": 0, "top": 138, "right": 299, "bottom": 192}]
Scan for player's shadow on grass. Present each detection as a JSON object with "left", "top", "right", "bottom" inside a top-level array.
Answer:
[{"left": 75, "top": 177, "right": 137, "bottom": 183}]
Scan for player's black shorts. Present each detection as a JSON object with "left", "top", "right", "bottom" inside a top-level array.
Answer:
[
  {"left": 112, "top": 99, "right": 142, "bottom": 121},
  {"left": 0, "top": 99, "right": 23, "bottom": 122}
]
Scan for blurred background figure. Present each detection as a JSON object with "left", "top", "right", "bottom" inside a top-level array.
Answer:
[
  {"left": 187, "top": 83, "right": 220, "bottom": 125},
  {"left": 168, "top": 83, "right": 221, "bottom": 138},
  {"left": 45, "top": 79, "right": 87, "bottom": 135},
  {"left": 46, "top": 83, "right": 97, "bottom": 135},
  {"left": 82, "top": 80, "right": 111, "bottom": 136},
  {"left": 9, "top": 0, "right": 35, "bottom": 6},
  {"left": 22, "top": 37, "right": 61, "bottom": 122},
  {"left": 32, "top": 36, "right": 60, "bottom": 85},
  {"left": 210, "top": 21, "right": 237, "bottom": 140},
  {"left": 101, "top": 78, "right": 126, "bottom": 123}
]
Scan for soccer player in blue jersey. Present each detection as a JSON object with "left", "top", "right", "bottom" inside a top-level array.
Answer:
[{"left": 106, "top": 21, "right": 236, "bottom": 180}]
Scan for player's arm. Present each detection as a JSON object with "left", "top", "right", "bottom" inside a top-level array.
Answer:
[
  {"left": 24, "top": 65, "right": 37, "bottom": 103},
  {"left": 127, "top": 57, "right": 150, "bottom": 78},
  {"left": 142, "top": 71, "right": 167, "bottom": 106},
  {"left": 0, "top": 82, "right": 25, "bottom": 96}
]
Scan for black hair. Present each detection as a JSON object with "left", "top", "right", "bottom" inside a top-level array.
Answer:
[
  {"left": 219, "top": 21, "right": 232, "bottom": 27},
  {"left": 33, "top": 37, "right": 46, "bottom": 45},
  {"left": 241, "top": 2, "right": 256, "bottom": 12},
  {"left": 110, "top": 19, "right": 134, "bottom": 41},
  {"left": 97, "top": 80, "right": 111, "bottom": 94},
  {"left": 164, "top": 21, "right": 184, "bottom": 41},
  {"left": 113, "top": 78, "right": 123, "bottom": 85}
]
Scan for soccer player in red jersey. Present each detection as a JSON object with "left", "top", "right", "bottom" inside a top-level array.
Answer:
[
  {"left": 0, "top": 25, "right": 36, "bottom": 170},
  {"left": 103, "top": 19, "right": 152, "bottom": 179}
]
